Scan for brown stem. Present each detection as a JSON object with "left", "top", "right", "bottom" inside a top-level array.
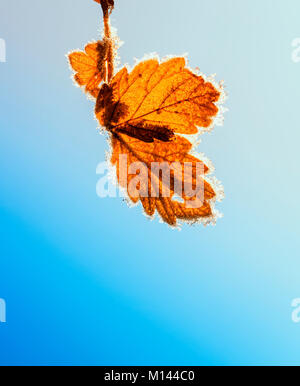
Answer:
[
  {"left": 100, "top": 1, "right": 115, "bottom": 84},
  {"left": 103, "top": 13, "right": 114, "bottom": 84}
]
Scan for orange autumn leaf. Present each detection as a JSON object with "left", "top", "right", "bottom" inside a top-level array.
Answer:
[
  {"left": 68, "top": 41, "right": 108, "bottom": 98},
  {"left": 110, "top": 131, "right": 217, "bottom": 226},
  {"left": 96, "top": 57, "right": 221, "bottom": 135},
  {"left": 95, "top": 57, "right": 223, "bottom": 226},
  {"left": 69, "top": 1, "right": 226, "bottom": 228}
]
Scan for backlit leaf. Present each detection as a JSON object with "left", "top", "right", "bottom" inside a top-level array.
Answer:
[
  {"left": 96, "top": 57, "right": 221, "bottom": 134},
  {"left": 68, "top": 41, "right": 108, "bottom": 98},
  {"left": 95, "top": 57, "right": 224, "bottom": 226},
  {"left": 68, "top": 2, "right": 226, "bottom": 228}
]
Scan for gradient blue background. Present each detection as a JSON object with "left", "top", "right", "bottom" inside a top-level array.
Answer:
[{"left": 1, "top": 0, "right": 300, "bottom": 365}]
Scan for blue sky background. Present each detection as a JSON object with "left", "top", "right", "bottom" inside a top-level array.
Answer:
[{"left": 0, "top": 0, "right": 300, "bottom": 365}]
